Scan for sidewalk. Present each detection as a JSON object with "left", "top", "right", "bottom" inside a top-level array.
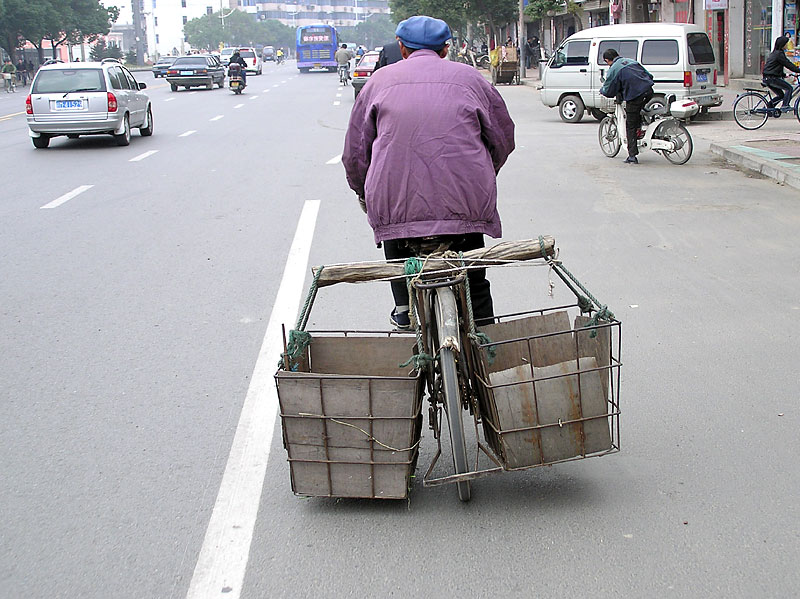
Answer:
[{"left": 515, "top": 70, "right": 800, "bottom": 192}]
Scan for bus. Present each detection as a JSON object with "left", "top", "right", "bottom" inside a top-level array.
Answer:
[{"left": 296, "top": 24, "right": 339, "bottom": 72}]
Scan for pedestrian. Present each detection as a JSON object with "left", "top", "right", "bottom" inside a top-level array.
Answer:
[
  {"left": 526, "top": 36, "right": 540, "bottom": 68},
  {"left": 373, "top": 38, "right": 402, "bottom": 72},
  {"left": 2, "top": 58, "right": 17, "bottom": 92},
  {"left": 599, "top": 48, "right": 654, "bottom": 164},
  {"left": 15, "top": 58, "right": 25, "bottom": 85},
  {"left": 762, "top": 35, "right": 800, "bottom": 111},
  {"left": 343, "top": 15, "right": 516, "bottom": 329},
  {"left": 27, "top": 60, "right": 34, "bottom": 74}
]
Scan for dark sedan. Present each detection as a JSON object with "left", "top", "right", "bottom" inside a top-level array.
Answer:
[
  {"left": 352, "top": 51, "right": 380, "bottom": 98},
  {"left": 166, "top": 55, "right": 225, "bottom": 91},
  {"left": 152, "top": 56, "right": 176, "bottom": 78}
]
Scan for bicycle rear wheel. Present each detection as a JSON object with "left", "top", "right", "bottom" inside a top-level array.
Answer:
[
  {"left": 433, "top": 287, "right": 471, "bottom": 502},
  {"left": 733, "top": 92, "right": 769, "bottom": 130},
  {"left": 656, "top": 120, "right": 693, "bottom": 165}
]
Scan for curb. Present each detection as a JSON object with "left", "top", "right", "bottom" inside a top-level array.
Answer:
[{"left": 710, "top": 142, "right": 800, "bottom": 191}]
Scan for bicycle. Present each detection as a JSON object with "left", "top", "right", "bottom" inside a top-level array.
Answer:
[
  {"left": 2, "top": 72, "right": 16, "bottom": 93},
  {"left": 278, "top": 237, "right": 622, "bottom": 502},
  {"left": 338, "top": 64, "right": 350, "bottom": 86},
  {"left": 732, "top": 73, "right": 800, "bottom": 130}
]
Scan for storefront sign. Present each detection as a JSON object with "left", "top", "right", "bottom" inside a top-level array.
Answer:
[{"left": 704, "top": 0, "right": 728, "bottom": 9}]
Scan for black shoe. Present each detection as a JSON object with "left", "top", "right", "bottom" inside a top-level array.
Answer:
[
  {"left": 624, "top": 156, "right": 639, "bottom": 164},
  {"left": 390, "top": 309, "right": 411, "bottom": 330}
]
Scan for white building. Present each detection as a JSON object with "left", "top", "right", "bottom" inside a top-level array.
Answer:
[
  {"left": 145, "top": 0, "right": 230, "bottom": 57},
  {"left": 252, "top": 1, "right": 390, "bottom": 28}
]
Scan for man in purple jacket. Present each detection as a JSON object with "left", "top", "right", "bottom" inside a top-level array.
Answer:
[{"left": 343, "top": 15, "right": 515, "bottom": 329}]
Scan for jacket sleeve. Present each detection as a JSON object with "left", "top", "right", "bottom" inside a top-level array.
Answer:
[
  {"left": 600, "top": 63, "right": 619, "bottom": 97},
  {"left": 779, "top": 51, "right": 800, "bottom": 73},
  {"left": 342, "top": 89, "right": 377, "bottom": 198},
  {"left": 477, "top": 79, "right": 516, "bottom": 173}
]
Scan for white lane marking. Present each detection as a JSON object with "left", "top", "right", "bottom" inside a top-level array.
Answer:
[
  {"left": 186, "top": 200, "right": 320, "bottom": 599},
  {"left": 188, "top": 91, "right": 198, "bottom": 95},
  {"left": 40, "top": 185, "right": 93, "bottom": 210},
  {"left": 281, "top": 80, "right": 287, "bottom": 83},
  {"left": 165, "top": 98, "right": 176, "bottom": 102},
  {"left": 335, "top": 93, "right": 341, "bottom": 98},
  {"left": 234, "top": 103, "right": 244, "bottom": 109},
  {"left": 272, "top": 84, "right": 279, "bottom": 88},
  {"left": 338, "top": 87, "right": 343, "bottom": 91},
  {"left": 129, "top": 149, "right": 159, "bottom": 162},
  {"left": 326, "top": 154, "right": 342, "bottom": 165},
  {"left": 249, "top": 95, "right": 258, "bottom": 100},
  {"left": 210, "top": 115, "right": 224, "bottom": 121},
  {"left": 180, "top": 130, "right": 197, "bottom": 137},
  {"left": 333, "top": 101, "right": 341, "bottom": 106}
]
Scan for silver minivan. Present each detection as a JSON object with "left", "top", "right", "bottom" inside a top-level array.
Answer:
[
  {"left": 540, "top": 23, "right": 723, "bottom": 123},
  {"left": 26, "top": 58, "right": 152, "bottom": 148}
]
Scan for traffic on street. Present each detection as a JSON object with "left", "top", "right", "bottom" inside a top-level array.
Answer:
[{"left": 2, "top": 53, "right": 799, "bottom": 599}]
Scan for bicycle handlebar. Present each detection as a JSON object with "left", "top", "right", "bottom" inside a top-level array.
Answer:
[{"left": 311, "top": 236, "right": 556, "bottom": 287}]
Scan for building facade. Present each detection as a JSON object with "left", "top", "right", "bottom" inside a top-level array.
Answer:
[{"left": 251, "top": 1, "right": 390, "bottom": 28}]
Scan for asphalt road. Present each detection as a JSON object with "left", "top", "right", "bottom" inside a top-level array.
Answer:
[{"left": 1, "top": 62, "right": 798, "bottom": 599}]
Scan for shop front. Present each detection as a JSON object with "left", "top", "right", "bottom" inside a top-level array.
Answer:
[{"left": 705, "top": 0, "right": 729, "bottom": 82}]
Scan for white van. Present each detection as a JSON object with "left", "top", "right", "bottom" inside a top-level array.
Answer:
[{"left": 540, "top": 23, "right": 722, "bottom": 122}]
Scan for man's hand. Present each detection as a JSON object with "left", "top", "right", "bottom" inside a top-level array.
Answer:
[{"left": 358, "top": 195, "right": 367, "bottom": 213}]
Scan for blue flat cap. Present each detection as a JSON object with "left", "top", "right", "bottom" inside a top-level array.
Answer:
[{"left": 395, "top": 16, "right": 452, "bottom": 51}]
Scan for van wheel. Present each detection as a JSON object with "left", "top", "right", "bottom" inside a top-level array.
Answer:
[
  {"left": 590, "top": 108, "right": 606, "bottom": 121},
  {"left": 559, "top": 95, "right": 584, "bottom": 123}
]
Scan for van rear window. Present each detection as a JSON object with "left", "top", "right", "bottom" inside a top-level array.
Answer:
[
  {"left": 596, "top": 40, "right": 639, "bottom": 64},
  {"left": 687, "top": 33, "right": 716, "bottom": 64},
  {"left": 33, "top": 69, "right": 105, "bottom": 93},
  {"left": 641, "top": 40, "right": 679, "bottom": 65}
]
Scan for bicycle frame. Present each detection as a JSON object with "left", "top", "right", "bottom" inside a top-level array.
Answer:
[{"left": 612, "top": 101, "right": 681, "bottom": 153}]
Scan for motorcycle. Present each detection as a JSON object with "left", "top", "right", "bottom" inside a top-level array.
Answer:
[
  {"left": 228, "top": 63, "right": 245, "bottom": 95},
  {"left": 598, "top": 94, "right": 697, "bottom": 165},
  {"left": 276, "top": 53, "right": 285, "bottom": 65}
]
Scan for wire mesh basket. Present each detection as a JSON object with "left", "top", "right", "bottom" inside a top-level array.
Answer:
[
  {"left": 469, "top": 304, "right": 621, "bottom": 470},
  {"left": 275, "top": 331, "right": 423, "bottom": 499},
  {"left": 598, "top": 96, "right": 617, "bottom": 114}
]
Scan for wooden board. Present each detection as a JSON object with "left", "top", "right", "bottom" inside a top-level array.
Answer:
[
  {"left": 488, "top": 357, "right": 611, "bottom": 468},
  {"left": 480, "top": 311, "right": 574, "bottom": 373},
  {"left": 312, "top": 237, "right": 555, "bottom": 287},
  {"left": 574, "top": 315, "right": 611, "bottom": 400}
]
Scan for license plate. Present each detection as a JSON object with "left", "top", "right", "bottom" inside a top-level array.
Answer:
[
  {"left": 313, "top": 63, "right": 321, "bottom": 68},
  {"left": 231, "top": 81, "right": 239, "bottom": 87},
  {"left": 697, "top": 72, "right": 708, "bottom": 82},
  {"left": 180, "top": 70, "right": 194, "bottom": 75},
  {"left": 53, "top": 99, "right": 84, "bottom": 111},
  {"left": 695, "top": 95, "right": 712, "bottom": 104}
]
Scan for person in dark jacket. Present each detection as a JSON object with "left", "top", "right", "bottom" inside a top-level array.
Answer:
[
  {"left": 600, "top": 48, "right": 654, "bottom": 164},
  {"left": 762, "top": 35, "right": 800, "bottom": 110},
  {"left": 229, "top": 51, "right": 247, "bottom": 84},
  {"left": 373, "top": 39, "right": 403, "bottom": 72}
]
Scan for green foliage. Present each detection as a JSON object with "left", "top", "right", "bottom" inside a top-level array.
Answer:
[
  {"left": 336, "top": 14, "right": 397, "bottom": 49},
  {"left": 89, "top": 37, "right": 105, "bottom": 61},
  {"left": 125, "top": 49, "right": 137, "bottom": 64},
  {"left": 184, "top": 11, "right": 295, "bottom": 51},
  {"left": 106, "top": 42, "right": 121, "bottom": 59},
  {"left": 524, "top": 0, "right": 561, "bottom": 21}
]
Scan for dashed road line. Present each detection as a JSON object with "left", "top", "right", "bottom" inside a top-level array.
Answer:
[
  {"left": 179, "top": 130, "right": 196, "bottom": 137},
  {"left": 272, "top": 84, "right": 280, "bottom": 88},
  {"left": 333, "top": 101, "right": 341, "bottom": 106},
  {"left": 336, "top": 93, "right": 341, "bottom": 98},
  {"left": 165, "top": 97, "right": 176, "bottom": 102},
  {"left": 326, "top": 154, "right": 342, "bottom": 165},
  {"left": 188, "top": 91, "right": 198, "bottom": 95},
  {"left": 129, "top": 149, "right": 159, "bottom": 162},
  {"left": 234, "top": 103, "right": 244, "bottom": 109},
  {"left": 249, "top": 95, "right": 258, "bottom": 100},
  {"left": 210, "top": 115, "right": 224, "bottom": 121},
  {"left": 40, "top": 185, "right": 94, "bottom": 210}
]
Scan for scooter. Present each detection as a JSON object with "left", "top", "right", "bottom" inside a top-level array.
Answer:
[
  {"left": 228, "top": 63, "right": 245, "bottom": 95},
  {"left": 598, "top": 94, "right": 697, "bottom": 165}
]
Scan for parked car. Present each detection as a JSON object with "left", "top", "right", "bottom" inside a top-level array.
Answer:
[
  {"left": 262, "top": 46, "right": 275, "bottom": 61},
  {"left": 26, "top": 58, "right": 153, "bottom": 148},
  {"left": 219, "top": 48, "right": 236, "bottom": 65},
  {"left": 539, "top": 23, "right": 723, "bottom": 123},
  {"left": 152, "top": 55, "right": 176, "bottom": 78},
  {"left": 166, "top": 55, "right": 225, "bottom": 91},
  {"left": 352, "top": 50, "right": 380, "bottom": 98},
  {"left": 237, "top": 47, "right": 262, "bottom": 74}
]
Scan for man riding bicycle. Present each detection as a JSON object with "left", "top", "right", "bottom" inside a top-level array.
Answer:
[
  {"left": 343, "top": 16, "right": 515, "bottom": 329},
  {"left": 763, "top": 35, "right": 800, "bottom": 111},
  {"left": 2, "top": 59, "right": 17, "bottom": 93},
  {"left": 334, "top": 43, "right": 354, "bottom": 82}
]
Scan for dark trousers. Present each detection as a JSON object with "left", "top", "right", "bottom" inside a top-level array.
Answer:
[
  {"left": 764, "top": 77, "right": 793, "bottom": 107},
  {"left": 625, "top": 91, "right": 652, "bottom": 157},
  {"left": 382, "top": 233, "right": 494, "bottom": 323}
]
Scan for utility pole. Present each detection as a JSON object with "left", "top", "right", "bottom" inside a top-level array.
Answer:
[
  {"left": 518, "top": 0, "right": 525, "bottom": 79},
  {"left": 132, "top": 0, "right": 145, "bottom": 65}
]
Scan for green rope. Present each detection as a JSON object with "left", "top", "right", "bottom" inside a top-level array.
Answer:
[
  {"left": 537, "top": 236, "right": 615, "bottom": 338},
  {"left": 400, "top": 257, "right": 434, "bottom": 372},
  {"left": 280, "top": 266, "right": 325, "bottom": 371},
  {"left": 460, "top": 252, "right": 496, "bottom": 365}
]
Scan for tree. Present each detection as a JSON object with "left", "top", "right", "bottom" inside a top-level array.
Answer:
[
  {"left": 0, "top": 0, "right": 51, "bottom": 62},
  {"left": 89, "top": 37, "right": 106, "bottom": 61},
  {"left": 106, "top": 42, "right": 122, "bottom": 59},
  {"left": 184, "top": 10, "right": 262, "bottom": 50},
  {"left": 44, "top": 0, "right": 119, "bottom": 59},
  {"left": 125, "top": 49, "right": 137, "bottom": 64}
]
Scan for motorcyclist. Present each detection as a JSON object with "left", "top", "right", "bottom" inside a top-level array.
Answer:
[
  {"left": 763, "top": 35, "right": 800, "bottom": 111},
  {"left": 229, "top": 50, "right": 247, "bottom": 85},
  {"left": 276, "top": 47, "right": 285, "bottom": 64}
]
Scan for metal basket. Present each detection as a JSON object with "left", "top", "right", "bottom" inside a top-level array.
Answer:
[
  {"left": 275, "top": 331, "right": 423, "bottom": 499},
  {"left": 469, "top": 305, "right": 621, "bottom": 470},
  {"left": 598, "top": 96, "right": 617, "bottom": 114}
]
